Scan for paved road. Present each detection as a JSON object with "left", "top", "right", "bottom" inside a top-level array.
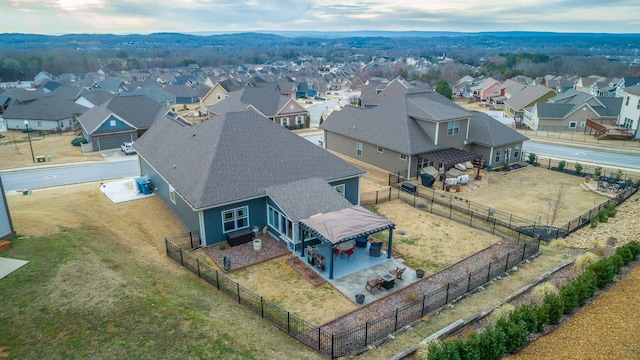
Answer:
[
  {"left": 1, "top": 159, "right": 140, "bottom": 192},
  {"left": 523, "top": 141, "right": 640, "bottom": 170}
]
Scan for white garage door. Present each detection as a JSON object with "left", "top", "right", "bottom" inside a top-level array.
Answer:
[{"left": 98, "top": 134, "right": 134, "bottom": 151}]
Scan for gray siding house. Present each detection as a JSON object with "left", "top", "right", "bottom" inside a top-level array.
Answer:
[
  {"left": 321, "top": 92, "right": 528, "bottom": 177},
  {"left": 134, "top": 109, "right": 365, "bottom": 250}
]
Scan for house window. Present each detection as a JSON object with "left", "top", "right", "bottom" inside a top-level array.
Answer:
[
  {"left": 333, "top": 184, "right": 345, "bottom": 197},
  {"left": 447, "top": 121, "right": 460, "bottom": 135},
  {"left": 356, "top": 142, "right": 362, "bottom": 156},
  {"left": 580, "top": 121, "right": 586, "bottom": 128},
  {"left": 377, "top": 146, "right": 383, "bottom": 153},
  {"left": 222, "top": 206, "right": 249, "bottom": 233},
  {"left": 637, "top": 99, "right": 640, "bottom": 110},
  {"left": 110, "top": 120, "right": 116, "bottom": 127},
  {"left": 69, "top": 119, "right": 73, "bottom": 126},
  {"left": 514, "top": 145, "right": 520, "bottom": 159},
  {"left": 281, "top": 117, "right": 289, "bottom": 126},
  {"left": 569, "top": 121, "right": 577, "bottom": 128},
  {"left": 625, "top": 96, "right": 629, "bottom": 106},
  {"left": 37, "top": 121, "right": 42, "bottom": 127},
  {"left": 400, "top": 154, "right": 408, "bottom": 161},
  {"left": 268, "top": 205, "right": 292, "bottom": 239},
  {"left": 296, "top": 115, "right": 304, "bottom": 125},
  {"left": 169, "top": 185, "right": 176, "bottom": 204},
  {"left": 216, "top": 93, "right": 222, "bottom": 100},
  {"left": 495, "top": 149, "right": 501, "bottom": 163},
  {"left": 623, "top": 117, "right": 634, "bottom": 129}
]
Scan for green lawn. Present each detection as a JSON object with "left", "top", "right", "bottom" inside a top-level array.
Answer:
[{"left": 0, "top": 228, "right": 321, "bottom": 359}]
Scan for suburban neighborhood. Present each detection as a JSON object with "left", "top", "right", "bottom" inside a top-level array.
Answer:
[{"left": 1, "top": 47, "right": 640, "bottom": 359}]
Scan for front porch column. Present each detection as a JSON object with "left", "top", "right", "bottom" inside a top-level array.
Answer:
[
  {"left": 300, "top": 226, "right": 305, "bottom": 257},
  {"left": 387, "top": 229, "right": 394, "bottom": 259},
  {"left": 329, "top": 245, "right": 335, "bottom": 280}
]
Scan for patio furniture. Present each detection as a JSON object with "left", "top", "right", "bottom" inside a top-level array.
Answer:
[
  {"left": 369, "top": 241, "right": 383, "bottom": 257},
  {"left": 344, "top": 248, "right": 355, "bottom": 260},
  {"left": 226, "top": 228, "right": 253, "bottom": 247},
  {"left": 337, "top": 242, "right": 355, "bottom": 258},
  {"left": 389, "top": 266, "right": 406, "bottom": 280},
  {"left": 381, "top": 274, "right": 395, "bottom": 290},
  {"left": 355, "top": 236, "right": 368, "bottom": 248},
  {"left": 365, "top": 277, "right": 384, "bottom": 294}
]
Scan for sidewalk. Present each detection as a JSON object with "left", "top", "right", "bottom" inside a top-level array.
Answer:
[
  {"left": 0, "top": 149, "right": 136, "bottom": 174},
  {"left": 519, "top": 130, "right": 640, "bottom": 155}
]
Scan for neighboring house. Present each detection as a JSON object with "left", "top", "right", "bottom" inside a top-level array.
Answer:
[
  {"left": 200, "top": 78, "right": 244, "bottom": 108},
  {"left": 0, "top": 176, "right": 16, "bottom": 240},
  {"left": 205, "top": 85, "right": 310, "bottom": 128},
  {"left": 470, "top": 77, "right": 501, "bottom": 103},
  {"left": 503, "top": 85, "right": 557, "bottom": 121},
  {"left": 615, "top": 77, "right": 640, "bottom": 98},
  {"left": 120, "top": 87, "right": 176, "bottom": 107},
  {"left": 163, "top": 84, "right": 200, "bottom": 104},
  {"left": 76, "top": 95, "right": 169, "bottom": 151},
  {"left": 2, "top": 95, "right": 87, "bottom": 131},
  {"left": 75, "top": 91, "right": 115, "bottom": 108},
  {"left": 619, "top": 84, "right": 640, "bottom": 140},
  {"left": 134, "top": 109, "right": 367, "bottom": 251},
  {"left": 321, "top": 92, "right": 528, "bottom": 178},
  {"left": 91, "top": 79, "right": 128, "bottom": 94},
  {"left": 360, "top": 77, "right": 423, "bottom": 109},
  {"left": 523, "top": 89, "right": 622, "bottom": 131}
]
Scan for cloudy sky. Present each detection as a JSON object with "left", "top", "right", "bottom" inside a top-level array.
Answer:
[{"left": 2, "top": 0, "right": 639, "bottom": 35}]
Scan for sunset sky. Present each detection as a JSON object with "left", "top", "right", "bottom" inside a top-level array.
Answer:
[{"left": 2, "top": 0, "right": 639, "bottom": 35}]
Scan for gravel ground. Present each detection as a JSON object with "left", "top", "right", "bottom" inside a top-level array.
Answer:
[{"left": 203, "top": 234, "right": 290, "bottom": 272}]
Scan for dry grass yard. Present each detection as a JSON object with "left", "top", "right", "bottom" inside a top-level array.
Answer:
[{"left": 0, "top": 130, "right": 103, "bottom": 169}]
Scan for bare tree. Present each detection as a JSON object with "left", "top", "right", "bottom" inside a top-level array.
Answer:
[{"left": 541, "top": 185, "right": 568, "bottom": 228}]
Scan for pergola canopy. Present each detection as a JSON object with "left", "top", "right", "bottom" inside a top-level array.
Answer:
[
  {"left": 418, "top": 147, "right": 483, "bottom": 168},
  {"left": 299, "top": 205, "right": 395, "bottom": 245}
]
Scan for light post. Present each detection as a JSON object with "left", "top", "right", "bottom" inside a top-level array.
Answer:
[{"left": 24, "top": 120, "right": 35, "bottom": 163}]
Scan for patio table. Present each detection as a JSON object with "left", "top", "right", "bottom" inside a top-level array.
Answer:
[{"left": 381, "top": 274, "right": 395, "bottom": 290}]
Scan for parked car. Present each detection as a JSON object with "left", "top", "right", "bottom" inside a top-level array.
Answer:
[
  {"left": 314, "top": 96, "right": 326, "bottom": 101},
  {"left": 120, "top": 141, "right": 136, "bottom": 155}
]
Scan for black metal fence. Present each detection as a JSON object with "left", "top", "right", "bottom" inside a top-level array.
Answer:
[
  {"left": 165, "top": 230, "right": 201, "bottom": 250},
  {"left": 166, "top": 234, "right": 539, "bottom": 358},
  {"left": 524, "top": 152, "right": 640, "bottom": 180},
  {"left": 360, "top": 187, "right": 398, "bottom": 206}
]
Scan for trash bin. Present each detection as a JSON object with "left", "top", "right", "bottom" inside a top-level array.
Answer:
[
  {"left": 47, "top": 155, "right": 51, "bottom": 161},
  {"left": 487, "top": 164, "right": 493, "bottom": 172},
  {"left": 136, "top": 178, "right": 152, "bottom": 194}
]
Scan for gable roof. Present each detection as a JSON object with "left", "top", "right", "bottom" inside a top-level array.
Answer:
[
  {"left": 504, "top": 86, "right": 556, "bottom": 111},
  {"left": 467, "top": 111, "right": 529, "bottom": 147},
  {"left": 265, "top": 178, "right": 353, "bottom": 221},
  {"left": 78, "top": 91, "right": 115, "bottom": 107},
  {"left": 625, "top": 84, "right": 640, "bottom": 96},
  {"left": 322, "top": 92, "right": 471, "bottom": 155},
  {"left": 120, "top": 87, "right": 175, "bottom": 104},
  {"left": 134, "top": 110, "right": 364, "bottom": 210},
  {"left": 206, "top": 86, "right": 298, "bottom": 117},
  {"left": 2, "top": 95, "right": 88, "bottom": 121},
  {"left": 77, "top": 95, "right": 166, "bottom": 134},
  {"left": 163, "top": 84, "right": 199, "bottom": 98}
]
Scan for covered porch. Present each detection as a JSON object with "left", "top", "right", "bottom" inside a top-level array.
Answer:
[
  {"left": 417, "top": 147, "right": 483, "bottom": 190},
  {"left": 299, "top": 205, "right": 396, "bottom": 280}
]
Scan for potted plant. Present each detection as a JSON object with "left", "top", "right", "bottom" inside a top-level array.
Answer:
[
  {"left": 416, "top": 269, "right": 425, "bottom": 278},
  {"left": 355, "top": 293, "right": 365, "bottom": 304}
]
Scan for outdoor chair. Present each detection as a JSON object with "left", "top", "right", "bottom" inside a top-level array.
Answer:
[
  {"left": 355, "top": 237, "right": 368, "bottom": 248},
  {"left": 365, "top": 277, "right": 384, "bottom": 294},
  {"left": 389, "top": 266, "right": 406, "bottom": 280},
  {"left": 369, "top": 241, "right": 382, "bottom": 257}
]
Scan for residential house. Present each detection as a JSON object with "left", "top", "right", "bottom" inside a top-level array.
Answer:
[
  {"left": 120, "top": 87, "right": 176, "bottom": 107},
  {"left": 91, "top": 79, "right": 128, "bottom": 94},
  {"left": 205, "top": 85, "right": 310, "bottom": 128},
  {"left": 2, "top": 95, "right": 87, "bottom": 131},
  {"left": 619, "top": 84, "right": 640, "bottom": 140},
  {"left": 0, "top": 176, "right": 16, "bottom": 240},
  {"left": 163, "top": 84, "right": 200, "bottom": 104},
  {"left": 75, "top": 91, "right": 115, "bottom": 108},
  {"left": 470, "top": 77, "right": 501, "bottom": 104},
  {"left": 77, "top": 95, "right": 169, "bottom": 151},
  {"left": 574, "top": 75, "right": 605, "bottom": 94},
  {"left": 321, "top": 92, "right": 528, "bottom": 178},
  {"left": 615, "top": 77, "right": 640, "bottom": 98},
  {"left": 200, "top": 78, "right": 244, "bottom": 108},
  {"left": 134, "top": 109, "right": 368, "bottom": 251},
  {"left": 503, "top": 85, "right": 557, "bottom": 122},
  {"left": 523, "top": 89, "right": 622, "bottom": 131},
  {"left": 360, "top": 77, "right": 423, "bottom": 109}
]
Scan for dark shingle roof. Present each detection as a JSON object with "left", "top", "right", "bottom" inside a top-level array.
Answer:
[
  {"left": 624, "top": 84, "right": 640, "bottom": 96},
  {"left": 534, "top": 103, "right": 576, "bottom": 119},
  {"left": 77, "top": 95, "right": 166, "bottom": 134},
  {"left": 322, "top": 92, "right": 470, "bottom": 155},
  {"left": 2, "top": 95, "right": 88, "bottom": 120},
  {"left": 265, "top": 178, "right": 352, "bottom": 221},
  {"left": 467, "top": 111, "right": 528, "bottom": 147},
  {"left": 134, "top": 110, "right": 364, "bottom": 210},
  {"left": 504, "top": 86, "right": 556, "bottom": 111},
  {"left": 79, "top": 91, "right": 115, "bottom": 107},
  {"left": 206, "top": 86, "right": 293, "bottom": 117},
  {"left": 120, "top": 87, "right": 175, "bottom": 105}
]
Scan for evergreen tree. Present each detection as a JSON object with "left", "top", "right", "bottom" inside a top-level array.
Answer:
[{"left": 435, "top": 79, "right": 453, "bottom": 99}]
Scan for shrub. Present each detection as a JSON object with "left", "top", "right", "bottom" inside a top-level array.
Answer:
[
  {"left": 496, "top": 317, "right": 529, "bottom": 354},
  {"left": 588, "top": 256, "right": 621, "bottom": 288},
  {"left": 542, "top": 293, "right": 564, "bottom": 324},
  {"left": 509, "top": 304, "right": 545, "bottom": 333},
  {"left": 475, "top": 327, "right": 505, "bottom": 360},
  {"left": 594, "top": 166, "right": 602, "bottom": 179},
  {"left": 70, "top": 137, "right": 88, "bottom": 146},
  {"left": 625, "top": 241, "right": 640, "bottom": 258},
  {"left": 528, "top": 152, "right": 537, "bottom": 164},
  {"left": 574, "top": 162, "right": 583, "bottom": 175},
  {"left": 590, "top": 216, "right": 599, "bottom": 228},
  {"left": 488, "top": 303, "right": 515, "bottom": 323},
  {"left": 574, "top": 252, "right": 600, "bottom": 272},
  {"left": 559, "top": 282, "right": 581, "bottom": 314},
  {"left": 558, "top": 160, "right": 566, "bottom": 170},
  {"left": 615, "top": 169, "right": 623, "bottom": 181},
  {"left": 615, "top": 246, "right": 634, "bottom": 265}
]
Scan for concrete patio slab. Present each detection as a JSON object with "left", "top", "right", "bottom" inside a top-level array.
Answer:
[{"left": 100, "top": 177, "right": 155, "bottom": 204}]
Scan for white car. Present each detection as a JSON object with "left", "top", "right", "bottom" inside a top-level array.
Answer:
[{"left": 120, "top": 142, "right": 136, "bottom": 155}]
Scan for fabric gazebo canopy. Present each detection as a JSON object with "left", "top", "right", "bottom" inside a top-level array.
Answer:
[{"left": 299, "top": 205, "right": 395, "bottom": 245}]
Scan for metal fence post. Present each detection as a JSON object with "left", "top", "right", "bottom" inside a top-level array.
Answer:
[
  {"left": 509, "top": 214, "right": 513, "bottom": 230},
  {"left": 492, "top": 217, "right": 496, "bottom": 234},
  {"left": 196, "top": 258, "right": 201, "bottom": 278},
  {"left": 469, "top": 211, "right": 473, "bottom": 227},
  {"left": 261, "top": 296, "right": 264, "bottom": 318},
  {"left": 487, "top": 262, "right": 492, "bottom": 282},
  {"left": 165, "top": 238, "right": 169, "bottom": 256},
  {"left": 467, "top": 273, "right": 472, "bottom": 292},
  {"left": 237, "top": 283, "right": 241, "bottom": 303},
  {"left": 215, "top": 270, "right": 220, "bottom": 290},
  {"left": 365, "top": 322, "right": 368, "bottom": 346},
  {"left": 179, "top": 248, "right": 184, "bottom": 266},
  {"left": 375, "top": 191, "right": 379, "bottom": 204},
  {"left": 522, "top": 243, "right": 527, "bottom": 261},
  {"left": 422, "top": 294, "right": 426, "bottom": 316},
  {"left": 388, "top": 187, "right": 392, "bottom": 202},
  {"left": 331, "top": 334, "right": 335, "bottom": 359},
  {"left": 288, "top": 312, "right": 291, "bottom": 333},
  {"left": 445, "top": 283, "right": 450, "bottom": 303},
  {"left": 505, "top": 253, "right": 510, "bottom": 272},
  {"left": 395, "top": 308, "right": 399, "bottom": 331},
  {"left": 189, "top": 231, "right": 194, "bottom": 249}
]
